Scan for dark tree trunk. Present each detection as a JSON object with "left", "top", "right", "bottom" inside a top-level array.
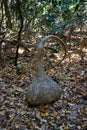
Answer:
[
  {"left": 14, "top": 0, "right": 23, "bottom": 67},
  {"left": 2, "top": 0, "right": 12, "bottom": 29}
]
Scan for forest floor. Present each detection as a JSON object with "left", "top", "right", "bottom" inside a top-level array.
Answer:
[{"left": 0, "top": 43, "right": 87, "bottom": 130}]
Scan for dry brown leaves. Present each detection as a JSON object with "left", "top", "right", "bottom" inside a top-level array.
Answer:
[{"left": 0, "top": 44, "right": 87, "bottom": 130}]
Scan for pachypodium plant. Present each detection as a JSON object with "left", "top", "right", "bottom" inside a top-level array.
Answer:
[{"left": 26, "top": 35, "right": 67, "bottom": 106}]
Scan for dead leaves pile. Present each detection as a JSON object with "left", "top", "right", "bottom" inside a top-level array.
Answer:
[{"left": 0, "top": 46, "right": 87, "bottom": 130}]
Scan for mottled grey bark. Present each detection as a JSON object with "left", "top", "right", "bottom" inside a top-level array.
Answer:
[{"left": 26, "top": 35, "right": 66, "bottom": 106}]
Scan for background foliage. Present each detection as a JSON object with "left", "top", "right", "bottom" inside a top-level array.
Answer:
[
  {"left": 0, "top": 0, "right": 87, "bottom": 38},
  {"left": 0, "top": 0, "right": 87, "bottom": 65}
]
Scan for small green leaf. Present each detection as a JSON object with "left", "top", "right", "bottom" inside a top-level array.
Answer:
[{"left": 16, "top": 66, "right": 25, "bottom": 74}]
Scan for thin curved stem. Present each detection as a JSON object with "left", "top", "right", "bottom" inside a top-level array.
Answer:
[{"left": 36, "top": 35, "right": 67, "bottom": 77}]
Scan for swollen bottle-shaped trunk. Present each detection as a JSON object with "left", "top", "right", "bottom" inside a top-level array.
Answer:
[{"left": 26, "top": 35, "right": 66, "bottom": 106}]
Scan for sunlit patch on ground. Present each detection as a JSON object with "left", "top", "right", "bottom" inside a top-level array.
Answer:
[
  {"left": 83, "top": 47, "right": 87, "bottom": 53},
  {"left": 18, "top": 48, "right": 24, "bottom": 54},
  {"left": 70, "top": 54, "right": 81, "bottom": 61}
]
